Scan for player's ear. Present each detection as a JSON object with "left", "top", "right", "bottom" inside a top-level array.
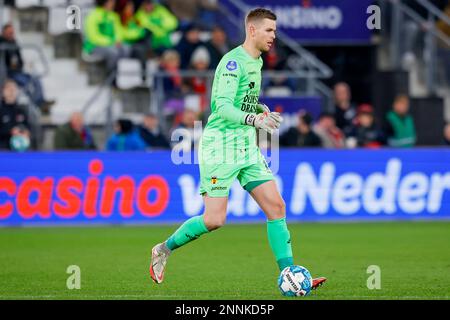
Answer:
[{"left": 248, "top": 22, "right": 256, "bottom": 37}]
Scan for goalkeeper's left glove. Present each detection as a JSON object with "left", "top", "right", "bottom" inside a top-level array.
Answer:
[{"left": 244, "top": 111, "right": 283, "bottom": 134}]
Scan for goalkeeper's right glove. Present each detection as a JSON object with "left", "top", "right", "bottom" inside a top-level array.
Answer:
[{"left": 244, "top": 111, "right": 283, "bottom": 134}]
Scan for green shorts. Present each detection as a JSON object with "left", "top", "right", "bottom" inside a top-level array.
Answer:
[{"left": 198, "top": 144, "right": 275, "bottom": 197}]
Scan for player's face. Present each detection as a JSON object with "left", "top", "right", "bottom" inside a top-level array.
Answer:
[{"left": 253, "top": 18, "right": 276, "bottom": 53}]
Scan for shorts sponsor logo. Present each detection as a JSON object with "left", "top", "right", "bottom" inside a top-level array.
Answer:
[{"left": 211, "top": 186, "right": 227, "bottom": 191}]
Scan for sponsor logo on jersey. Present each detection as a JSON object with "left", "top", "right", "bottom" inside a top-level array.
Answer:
[
  {"left": 211, "top": 176, "right": 217, "bottom": 184},
  {"left": 226, "top": 60, "right": 237, "bottom": 71},
  {"left": 222, "top": 73, "right": 237, "bottom": 78},
  {"left": 249, "top": 82, "right": 255, "bottom": 89},
  {"left": 241, "top": 93, "right": 259, "bottom": 113}
]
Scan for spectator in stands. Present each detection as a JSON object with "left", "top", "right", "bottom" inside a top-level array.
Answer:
[
  {"left": 280, "top": 111, "right": 322, "bottom": 147},
  {"left": 165, "top": 0, "right": 218, "bottom": 30},
  {"left": 444, "top": 123, "right": 450, "bottom": 146},
  {"left": 9, "top": 124, "right": 31, "bottom": 152},
  {"left": 117, "top": 0, "right": 149, "bottom": 77},
  {"left": 175, "top": 23, "right": 205, "bottom": 69},
  {"left": 385, "top": 95, "right": 417, "bottom": 148},
  {"left": 83, "top": 0, "right": 131, "bottom": 77},
  {"left": 0, "top": 23, "right": 55, "bottom": 113},
  {"left": 313, "top": 112, "right": 345, "bottom": 149},
  {"left": 138, "top": 112, "right": 170, "bottom": 149},
  {"left": 0, "top": 79, "right": 31, "bottom": 151},
  {"left": 346, "top": 104, "right": 385, "bottom": 148},
  {"left": 159, "top": 49, "right": 188, "bottom": 99},
  {"left": 186, "top": 46, "right": 210, "bottom": 111},
  {"left": 106, "top": 118, "right": 147, "bottom": 151},
  {"left": 205, "top": 25, "right": 230, "bottom": 69},
  {"left": 136, "top": 0, "right": 178, "bottom": 54},
  {"left": 333, "top": 82, "right": 357, "bottom": 136},
  {"left": 54, "top": 112, "right": 96, "bottom": 150},
  {"left": 171, "top": 108, "right": 201, "bottom": 152}
]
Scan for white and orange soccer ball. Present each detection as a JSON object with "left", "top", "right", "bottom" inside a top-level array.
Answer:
[{"left": 278, "top": 265, "right": 313, "bottom": 297}]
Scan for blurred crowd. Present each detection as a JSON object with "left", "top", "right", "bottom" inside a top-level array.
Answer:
[
  {"left": 2, "top": 76, "right": 450, "bottom": 152},
  {"left": 279, "top": 82, "right": 430, "bottom": 149},
  {"left": 24, "top": 81, "right": 447, "bottom": 152},
  {"left": 83, "top": 0, "right": 225, "bottom": 75},
  {"left": 0, "top": 23, "right": 55, "bottom": 113}
]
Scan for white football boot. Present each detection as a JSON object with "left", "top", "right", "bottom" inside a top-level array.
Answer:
[{"left": 149, "top": 243, "right": 171, "bottom": 284}]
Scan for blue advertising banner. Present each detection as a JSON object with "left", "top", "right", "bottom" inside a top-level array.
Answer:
[
  {"left": 224, "top": 0, "right": 374, "bottom": 43},
  {"left": 260, "top": 96, "right": 322, "bottom": 116},
  {"left": 0, "top": 149, "right": 449, "bottom": 226},
  {"left": 260, "top": 96, "right": 322, "bottom": 133}
]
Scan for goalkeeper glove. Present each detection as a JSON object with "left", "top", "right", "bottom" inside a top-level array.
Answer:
[{"left": 244, "top": 111, "right": 283, "bottom": 134}]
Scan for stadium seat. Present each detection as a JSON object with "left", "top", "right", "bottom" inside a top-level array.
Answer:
[
  {"left": 15, "top": 0, "right": 41, "bottom": 9},
  {"left": 71, "top": 0, "right": 95, "bottom": 7},
  {"left": 145, "top": 59, "right": 159, "bottom": 88},
  {"left": 82, "top": 51, "right": 107, "bottom": 85},
  {"left": 54, "top": 33, "right": 82, "bottom": 59},
  {"left": 1, "top": 6, "right": 11, "bottom": 24},
  {"left": 16, "top": 3, "right": 49, "bottom": 32},
  {"left": 19, "top": 49, "right": 47, "bottom": 77},
  {"left": 42, "top": 0, "right": 67, "bottom": 6},
  {"left": 118, "top": 87, "right": 150, "bottom": 115},
  {"left": 184, "top": 94, "right": 201, "bottom": 113},
  {"left": 49, "top": 6, "right": 83, "bottom": 58},
  {"left": 116, "top": 58, "right": 144, "bottom": 90},
  {"left": 48, "top": 6, "right": 68, "bottom": 36},
  {"left": 264, "top": 86, "right": 292, "bottom": 97}
]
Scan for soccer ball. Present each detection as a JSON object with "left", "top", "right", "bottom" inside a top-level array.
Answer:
[{"left": 278, "top": 265, "right": 313, "bottom": 297}]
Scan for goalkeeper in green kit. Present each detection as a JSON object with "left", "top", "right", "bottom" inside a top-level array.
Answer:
[{"left": 150, "top": 8, "right": 326, "bottom": 290}]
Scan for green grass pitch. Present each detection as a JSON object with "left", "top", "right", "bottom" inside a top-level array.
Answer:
[{"left": 0, "top": 221, "right": 449, "bottom": 300}]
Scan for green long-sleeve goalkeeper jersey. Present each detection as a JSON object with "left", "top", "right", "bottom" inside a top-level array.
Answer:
[{"left": 202, "top": 45, "right": 263, "bottom": 151}]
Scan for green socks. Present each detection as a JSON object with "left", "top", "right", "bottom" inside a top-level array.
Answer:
[
  {"left": 166, "top": 215, "right": 209, "bottom": 251},
  {"left": 165, "top": 215, "right": 294, "bottom": 272},
  {"left": 267, "top": 217, "right": 294, "bottom": 271}
]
